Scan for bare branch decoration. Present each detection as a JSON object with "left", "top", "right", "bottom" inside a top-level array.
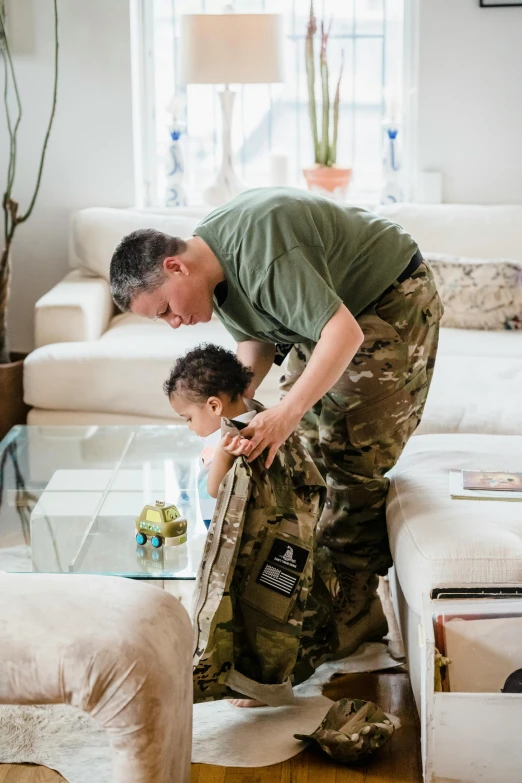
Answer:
[{"left": 0, "top": 1, "right": 59, "bottom": 364}]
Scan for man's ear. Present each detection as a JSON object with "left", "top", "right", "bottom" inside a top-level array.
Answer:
[
  {"left": 163, "top": 256, "right": 189, "bottom": 275},
  {"left": 207, "top": 396, "right": 224, "bottom": 417}
]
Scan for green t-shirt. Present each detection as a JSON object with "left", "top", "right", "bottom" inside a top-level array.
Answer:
[{"left": 194, "top": 187, "right": 418, "bottom": 344}]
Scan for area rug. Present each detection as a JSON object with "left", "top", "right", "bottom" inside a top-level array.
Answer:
[{"left": 0, "top": 641, "right": 402, "bottom": 781}]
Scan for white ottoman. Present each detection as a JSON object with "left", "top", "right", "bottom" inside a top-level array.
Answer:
[
  {"left": 0, "top": 574, "right": 193, "bottom": 783},
  {"left": 387, "top": 434, "right": 522, "bottom": 783}
]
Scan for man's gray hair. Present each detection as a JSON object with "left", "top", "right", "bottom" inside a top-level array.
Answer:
[{"left": 109, "top": 229, "right": 188, "bottom": 311}]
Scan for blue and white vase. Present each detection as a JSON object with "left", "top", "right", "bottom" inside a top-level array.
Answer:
[
  {"left": 165, "top": 128, "right": 187, "bottom": 207},
  {"left": 380, "top": 123, "right": 402, "bottom": 204}
]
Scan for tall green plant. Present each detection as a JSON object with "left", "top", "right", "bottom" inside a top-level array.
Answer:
[
  {"left": 305, "top": 1, "right": 343, "bottom": 167},
  {"left": 0, "top": 1, "right": 59, "bottom": 364}
]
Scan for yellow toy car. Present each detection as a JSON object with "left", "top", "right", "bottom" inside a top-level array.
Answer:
[{"left": 135, "top": 500, "right": 187, "bottom": 548}]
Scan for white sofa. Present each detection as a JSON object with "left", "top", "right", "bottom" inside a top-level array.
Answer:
[{"left": 24, "top": 202, "right": 522, "bottom": 430}]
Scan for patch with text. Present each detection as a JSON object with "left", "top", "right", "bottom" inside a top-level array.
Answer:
[{"left": 266, "top": 539, "right": 309, "bottom": 572}]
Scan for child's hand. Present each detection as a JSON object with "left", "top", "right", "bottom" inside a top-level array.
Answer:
[{"left": 220, "top": 433, "right": 251, "bottom": 457}]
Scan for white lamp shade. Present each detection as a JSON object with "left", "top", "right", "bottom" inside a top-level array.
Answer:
[{"left": 179, "top": 13, "right": 285, "bottom": 85}]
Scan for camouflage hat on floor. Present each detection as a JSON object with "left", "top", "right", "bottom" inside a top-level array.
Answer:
[{"left": 294, "top": 697, "right": 395, "bottom": 763}]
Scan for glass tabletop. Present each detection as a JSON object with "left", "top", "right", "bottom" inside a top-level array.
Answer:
[{"left": 0, "top": 425, "right": 207, "bottom": 579}]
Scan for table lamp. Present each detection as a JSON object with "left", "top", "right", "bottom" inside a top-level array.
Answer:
[{"left": 179, "top": 12, "right": 284, "bottom": 206}]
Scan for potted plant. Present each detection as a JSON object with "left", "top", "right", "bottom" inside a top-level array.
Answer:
[
  {"left": 303, "top": 1, "right": 352, "bottom": 199},
  {"left": 0, "top": 1, "right": 59, "bottom": 441}
]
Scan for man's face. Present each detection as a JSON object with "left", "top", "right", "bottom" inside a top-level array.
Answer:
[{"left": 131, "top": 257, "right": 214, "bottom": 328}]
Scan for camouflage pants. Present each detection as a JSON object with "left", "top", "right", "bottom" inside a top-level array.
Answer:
[{"left": 280, "top": 261, "right": 443, "bottom": 593}]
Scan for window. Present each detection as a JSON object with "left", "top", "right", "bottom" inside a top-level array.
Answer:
[{"left": 139, "top": 0, "right": 405, "bottom": 206}]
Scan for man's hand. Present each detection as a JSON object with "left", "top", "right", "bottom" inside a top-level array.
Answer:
[{"left": 240, "top": 402, "right": 301, "bottom": 469}]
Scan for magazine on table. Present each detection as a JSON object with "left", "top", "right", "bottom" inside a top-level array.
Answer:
[
  {"left": 462, "top": 470, "right": 522, "bottom": 491},
  {"left": 450, "top": 470, "right": 522, "bottom": 501}
]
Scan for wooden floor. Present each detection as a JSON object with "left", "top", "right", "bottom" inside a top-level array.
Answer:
[{"left": 0, "top": 670, "right": 422, "bottom": 783}]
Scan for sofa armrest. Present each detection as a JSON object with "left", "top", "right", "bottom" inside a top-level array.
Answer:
[{"left": 35, "top": 270, "right": 114, "bottom": 347}]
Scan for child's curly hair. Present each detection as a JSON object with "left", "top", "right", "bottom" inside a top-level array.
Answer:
[{"left": 164, "top": 344, "right": 254, "bottom": 403}]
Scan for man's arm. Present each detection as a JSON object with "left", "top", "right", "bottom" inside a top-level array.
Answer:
[
  {"left": 241, "top": 304, "right": 363, "bottom": 467},
  {"left": 236, "top": 339, "right": 276, "bottom": 398},
  {"left": 275, "top": 304, "right": 363, "bottom": 421}
]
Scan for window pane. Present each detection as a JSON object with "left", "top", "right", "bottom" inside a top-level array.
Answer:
[{"left": 147, "top": 0, "right": 403, "bottom": 206}]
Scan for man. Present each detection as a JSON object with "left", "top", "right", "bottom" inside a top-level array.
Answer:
[{"left": 110, "top": 187, "right": 443, "bottom": 649}]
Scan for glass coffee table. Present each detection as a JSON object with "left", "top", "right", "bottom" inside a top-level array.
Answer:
[{"left": 0, "top": 425, "right": 207, "bottom": 580}]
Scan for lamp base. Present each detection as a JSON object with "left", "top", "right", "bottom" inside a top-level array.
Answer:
[
  {"left": 203, "top": 86, "right": 246, "bottom": 207},
  {"left": 203, "top": 164, "right": 246, "bottom": 207}
]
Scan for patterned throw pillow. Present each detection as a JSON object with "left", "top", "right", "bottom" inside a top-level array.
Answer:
[{"left": 424, "top": 253, "right": 522, "bottom": 330}]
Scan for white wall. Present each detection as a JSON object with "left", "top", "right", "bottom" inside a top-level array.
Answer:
[
  {"left": 416, "top": 0, "right": 522, "bottom": 204},
  {"left": 0, "top": 0, "right": 134, "bottom": 353}
]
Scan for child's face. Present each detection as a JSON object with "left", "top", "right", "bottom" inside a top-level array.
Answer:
[{"left": 170, "top": 393, "right": 224, "bottom": 437}]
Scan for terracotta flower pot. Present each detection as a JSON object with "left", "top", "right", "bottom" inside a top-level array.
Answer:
[
  {"left": 303, "top": 165, "right": 352, "bottom": 200},
  {"left": 0, "top": 353, "right": 30, "bottom": 443}
]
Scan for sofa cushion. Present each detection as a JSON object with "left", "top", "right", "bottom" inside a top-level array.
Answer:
[
  {"left": 425, "top": 253, "right": 522, "bottom": 330},
  {"left": 25, "top": 313, "right": 522, "bottom": 435},
  {"left": 24, "top": 314, "right": 283, "bottom": 419},
  {"left": 418, "top": 354, "right": 522, "bottom": 436},
  {"left": 376, "top": 204, "right": 522, "bottom": 263},
  {"left": 71, "top": 207, "right": 210, "bottom": 281},
  {"left": 387, "top": 434, "right": 522, "bottom": 616}
]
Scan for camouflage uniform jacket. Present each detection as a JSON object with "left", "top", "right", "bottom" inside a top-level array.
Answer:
[{"left": 192, "top": 405, "right": 340, "bottom": 706}]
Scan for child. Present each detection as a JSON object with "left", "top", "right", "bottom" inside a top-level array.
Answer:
[
  {"left": 164, "top": 344, "right": 342, "bottom": 710},
  {"left": 163, "top": 344, "right": 257, "bottom": 527}
]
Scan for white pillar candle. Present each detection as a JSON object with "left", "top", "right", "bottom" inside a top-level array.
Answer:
[{"left": 270, "top": 153, "right": 290, "bottom": 187}]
